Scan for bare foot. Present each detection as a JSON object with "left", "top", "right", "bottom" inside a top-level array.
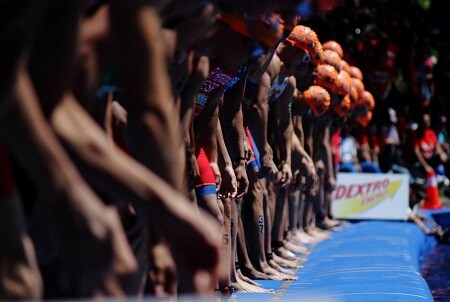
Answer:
[
  {"left": 327, "top": 217, "right": 342, "bottom": 226},
  {"left": 287, "top": 234, "right": 305, "bottom": 246},
  {"left": 231, "top": 278, "right": 274, "bottom": 293},
  {"left": 274, "top": 246, "right": 299, "bottom": 261},
  {"left": 232, "top": 269, "right": 275, "bottom": 293},
  {"left": 272, "top": 253, "right": 304, "bottom": 269},
  {"left": 261, "top": 265, "right": 297, "bottom": 281},
  {"left": 292, "top": 231, "right": 318, "bottom": 245},
  {"left": 308, "top": 227, "right": 331, "bottom": 241},
  {"left": 229, "top": 281, "right": 246, "bottom": 292},
  {"left": 240, "top": 266, "right": 271, "bottom": 280},
  {"left": 283, "top": 240, "right": 310, "bottom": 256},
  {"left": 236, "top": 269, "right": 260, "bottom": 286},
  {"left": 316, "top": 218, "right": 340, "bottom": 232},
  {"left": 268, "top": 259, "right": 295, "bottom": 275}
]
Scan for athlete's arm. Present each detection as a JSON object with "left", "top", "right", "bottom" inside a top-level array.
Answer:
[
  {"left": 249, "top": 71, "right": 278, "bottom": 180},
  {"left": 221, "top": 70, "right": 249, "bottom": 197},
  {"left": 274, "top": 76, "right": 295, "bottom": 186}
]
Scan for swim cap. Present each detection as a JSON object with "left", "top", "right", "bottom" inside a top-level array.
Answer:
[
  {"left": 348, "top": 85, "right": 359, "bottom": 108},
  {"left": 286, "top": 25, "right": 324, "bottom": 64},
  {"left": 335, "top": 70, "right": 352, "bottom": 95},
  {"left": 356, "top": 110, "right": 372, "bottom": 127},
  {"left": 348, "top": 77, "right": 363, "bottom": 108},
  {"left": 349, "top": 65, "right": 363, "bottom": 80},
  {"left": 322, "top": 49, "right": 342, "bottom": 71},
  {"left": 219, "top": 12, "right": 284, "bottom": 48},
  {"left": 303, "top": 85, "right": 331, "bottom": 116},
  {"left": 314, "top": 64, "right": 339, "bottom": 93},
  {"left": 322, "top": 40, "right": 344, "bottom": 58},
  {"left": 350, "top": 77, "right": 365, "bottom": 96},
  {"left": 334, "top": 95, "right": 351, "bottom": 117},
  {"left": 358, "top": 90, "right": 375, "bottom": 110},
  {"left": 339, "top": 59, "right": 352, "bottom": 74}
]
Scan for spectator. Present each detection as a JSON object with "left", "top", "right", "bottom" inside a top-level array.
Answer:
[
  {"left": 413, "top": 112, "right": 450, "bottom": 180},
  {"left": 338, "top": 123, "right": 361, "bottom": 173}
]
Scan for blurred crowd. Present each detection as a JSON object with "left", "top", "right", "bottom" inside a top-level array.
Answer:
[
  {"left": 305, "top": 0, "right": 450, "bottom": 196},
  {"left": 1, "top": 0, "right": 449, "bottom": 300}
]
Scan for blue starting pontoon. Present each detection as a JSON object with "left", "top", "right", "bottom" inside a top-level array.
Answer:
[{"left": 234, "top": 207, "right": 450, "bottom": 302}]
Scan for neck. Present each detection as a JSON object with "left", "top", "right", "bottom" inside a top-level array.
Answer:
[{"left": 279, "top": 65, "right": 290, "bottom": 78}]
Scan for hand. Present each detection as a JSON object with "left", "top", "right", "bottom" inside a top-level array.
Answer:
[
  {"left": 325, "top": 175, "right": 336, "bottom": 192},
  {"left": 0, "top": 235, "right": 43, "bottom": 300},
  {"left": 425, "top": 165, "right": 434, "bottom": 175},
  {"left": 111, "top": 101, "right": 128, "bottom": 126},
  {"left": 186, "top": 150, "right": 200, "bottom": 191},
  {"left": 151, "top": 188, "right": 223, "bottom": 294},
  {"left": 243, "top": 140, "right": 253, "bottom": 163},
  {"left": 277, "top": 162, "right": 292, "bottom": 187},
  {"left": 209, "top": 162, "right": 222, "bottom": 191},
  {"left": 315, "top": 159, "right": 325, "bottom": 177},
  {"left": 30, "top": 187, "right": 138, "bottom": 297},
  {"left": 219, "top": 164, "right": 238, "bottom": 198},
  {"left": 266, "top": 159, "right": 279, "bottom": 183},
  {"left": 290, "top": 169, "right": 301, "bottom": 188},
  {"left": 234, "top": 163, "right": 249, "bottom": 198},
  {"left": 147, "top": 240, "right": 177, "bottom": 297},
  {"left": 305, "top": 161, "right": 319, "bottom": 196},
  {"left": 259, "top": 152, "right": 278, "bottom": 183}
]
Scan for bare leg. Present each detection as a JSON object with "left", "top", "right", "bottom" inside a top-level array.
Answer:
[
  {"left": 218, "top": 197, "right": 232, "bottom": 293},
  {"left": 288, "top": 184, "right": 300, "bottom": 240},
  {"left": 1, "top": 1, "right": 137, "bottom": 297},
  {"left": 292, "top": 182, "right": 316, "bottom": 245},
  {"left": 197, "top": 193, "right": 227, "bottom": 292},
  {"left": 50, "top": 95, "right": 222, "bottom": 294},
  {"left": 236, "top": 193, "right": 270, "bottom": 280},
  {"left": 240, "top": 170, "right": 269, "bottom": 277},
  {"left": 256, "top": 181, "right": 297, "bottom": 281},
  {"left": 233, "top": 199, "right": 274, "bottom": 293},
  {"left": 308, "top": 161, "right": 331, "bottom": 241},
  {"left": 230, "top": 197, "right": 263, "bottom": 290}
]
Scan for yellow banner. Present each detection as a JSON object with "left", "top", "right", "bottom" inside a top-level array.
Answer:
[{"left": 333, "top": 180, "right": 402, "bottom": 217}]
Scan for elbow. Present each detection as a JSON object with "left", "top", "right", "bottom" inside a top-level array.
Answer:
[{"left": 254, "top": 99, "right": 268, "bottom": 114}]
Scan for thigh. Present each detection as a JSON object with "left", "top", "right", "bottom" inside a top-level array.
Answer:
[{"left": 195, "top": 147, "right": 216, "bottom": 188}]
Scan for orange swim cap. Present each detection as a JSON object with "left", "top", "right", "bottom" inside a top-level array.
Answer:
[
  {"left": 334, "top": 95, "right": 351, "bottom": 117},
  {"left": 314, "top": 64, "right": 339, "bottom": 93},
  {"left": 348, "top": 85, "right": 359, "bottom": 108},
  {"left": 348, "top": 77, "right": 363, "bottom": 108},
  {"left": 303, "top": 85, "right": 331, "bottom": 116},
  {"left": 339, "top": 59, "right": 352, "bottom": 74},
  {"left": 349, "top": 65, "right": 363, "bottom": 80},
  {"left": 358, "top": 90, "right": 375, "bottom": 110},
  {"left": 323, "top": 40, "right": 344, "bottom": 58},
  {"left": 335, "top": 70, "right": 352, "bottom": 95},
  {"left": 356, "top": 110, "right": 373, "bottom": 127},
  {"left": 286, "top": 25, "right": 324, "bottom": 64},
  {"left": 322, "top": 49, "right": 342, "bottom": 71},
  {"left": 219, "top": 12, "right": 284, "bottom": 48},
  {"left": 350, "top": 77, "right": 365, "bottom": 96}
]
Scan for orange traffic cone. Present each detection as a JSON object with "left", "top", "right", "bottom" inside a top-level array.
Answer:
[{"left": 421, "top": 171, "right": 443, "bottom": 210}]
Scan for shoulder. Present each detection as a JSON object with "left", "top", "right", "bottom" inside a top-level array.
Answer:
[
  {"left": 287, "top": 75, "right": 296, "bottom": 87},
  {"left": 259, "top": 72, "right": 272, "bottom": 89},
  {"left": 267, "top": 55, "right": 281, "bottom": 76}
]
